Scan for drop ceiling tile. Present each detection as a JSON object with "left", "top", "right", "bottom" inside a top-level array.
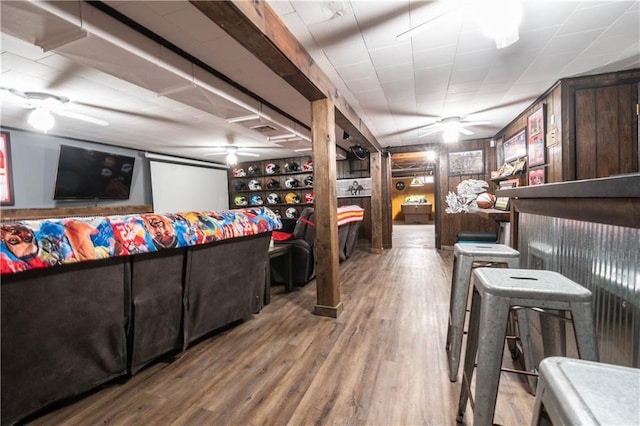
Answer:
[
  {"left": 324, "top": 40, "right": 370, "bottom": 67},
  {"left": 368, "top": 43, "right": 413, "bottom": 70},
  {"left": 413, "top": 44, "right": 457, "bottom": 69},
  {"left": 336, "top": 61, "right": 378, "bottom": 82},
  {"left": 519, "top": 2, "right": 578, "bottom": 33},
  {"left": 556, "top": 2, "right": 633, "bottom": 36},
  {"left": 2, "top": 52, "right": 57, "bottom": 77},
  {"left": 142, "top": 1, "right": 189, "bottom": 17},
  {"left": 376, "top": 62, "right": 414, "bottom": 83},
  {"left": 540, "top": 29, "right": 604, "bottom": 56},
  {"left": 414, "top": 64, "right": 453, "bottom": 85},
  {"left": 343, "top": 76, "right": 382, "bottom": 94}
]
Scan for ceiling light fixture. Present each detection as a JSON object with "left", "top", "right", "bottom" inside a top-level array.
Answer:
[
  {"left": 410, "top": 177, "right": 425, "bottom": 187},
  {"left": 478, "top": 0, "right": 523, "bottom": 49},
  {"left": 425, "top": 150, "right": 437, "bottom": 162},
  {"left": 28, "top": 107, "right": 55, "bottom": 132},
  {"left": 225, "top": 146, "right": 238, "bottom": 166},
  {"left": 443, "top": 128, "right": 460, "bottom": 143}
]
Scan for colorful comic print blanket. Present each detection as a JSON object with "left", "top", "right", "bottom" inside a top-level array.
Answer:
[{"left": 1, "top": 207, "right": 281, "bottom": 275}]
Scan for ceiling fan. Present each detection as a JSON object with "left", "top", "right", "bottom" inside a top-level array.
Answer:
[
  {"left": 4, "top": 88, "right": 109, "bottom": 132},
  {"left": 418, "top": 116, "right": 491, "bottom": 142}
]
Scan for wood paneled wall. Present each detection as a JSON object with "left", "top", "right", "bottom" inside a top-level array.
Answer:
[
  {"left": 498, "top": 69, "right": 639, "bottom": 184},
  {"left": 336, "top": 157, "right": 371, "bottom": 241},
  {"left": 437, "top": 139, "right": 499, "bottom": 248}
]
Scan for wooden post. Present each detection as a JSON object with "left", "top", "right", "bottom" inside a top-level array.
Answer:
[
  {"left": 370, "top": 151, "right": 383, "bottom": 254},
  {"left": 311, "top": 99, "right": 342, "bottom": 318}
]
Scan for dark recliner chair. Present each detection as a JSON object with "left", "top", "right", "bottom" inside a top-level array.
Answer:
[{"left": 273, "top": 207, "right": 316, "bottom": 285}]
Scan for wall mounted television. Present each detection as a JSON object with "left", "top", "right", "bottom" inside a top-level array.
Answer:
[{"left": 53, "top": 144, "right": 135, "bottom": 200}]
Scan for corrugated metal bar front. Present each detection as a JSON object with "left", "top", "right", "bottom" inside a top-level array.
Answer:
[{"left": 518, "top": 213, "right": 639, "bottom": 368}]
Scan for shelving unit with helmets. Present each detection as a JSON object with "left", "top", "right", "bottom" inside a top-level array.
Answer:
[{"left": 228, "top": 156, "right": 314, "bottom": 220}]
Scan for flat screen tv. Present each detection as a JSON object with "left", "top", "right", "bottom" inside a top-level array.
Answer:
[{"left": 53, "top": 144, "right": 135, "bottom": 200}]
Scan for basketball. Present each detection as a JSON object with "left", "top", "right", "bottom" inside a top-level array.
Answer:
[{"left": 476, "top": 192, "right": 496, "bottom": 209}]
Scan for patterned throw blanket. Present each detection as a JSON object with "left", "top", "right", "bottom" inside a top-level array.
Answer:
[
  {"left": 337, "top": 205, "right": 365, "bottom": 226},
  {"left": 1, "top": 207, "right": 281, "bottom": 274}
]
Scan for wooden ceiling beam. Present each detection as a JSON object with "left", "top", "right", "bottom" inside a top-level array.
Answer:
[{"left": 190, "top": 0, "right": 382, "bottom": 153}]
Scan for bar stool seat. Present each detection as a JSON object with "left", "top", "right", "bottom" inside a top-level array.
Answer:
[
  {"left": 446, "top": 243, "right": 521, "bottom": 384},
  {"left": 457, "top": 268, "right": 599, "bottom": 426},
  {"left": 531, "top": 357, "right": 640, "bottom": 426}
]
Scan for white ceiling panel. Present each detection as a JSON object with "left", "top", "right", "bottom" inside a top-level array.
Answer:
[{"left": 1, "top": 0, "right": 638, "bottom": 162}]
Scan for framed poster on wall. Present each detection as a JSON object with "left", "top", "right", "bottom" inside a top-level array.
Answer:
[
  {"left": 448, "top": 149, "right": 485, "bottom": 176},
  {"left": 337, "top": 177, "right": 371, "bottom": 198},
  {"left": 503, "top": 128, "right": 527, "bottom": 163},
  {"left": 0, "top": 131, "right": 14, "bottom": 206},
  {"left": 527, "top": 105, "right": 546, "bottom": 166}
]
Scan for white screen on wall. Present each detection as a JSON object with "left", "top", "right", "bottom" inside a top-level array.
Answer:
[{"left": 149, "top": 160, "right": 228, "bottom": 213}]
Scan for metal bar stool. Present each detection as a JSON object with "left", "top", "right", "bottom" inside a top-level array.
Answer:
[
  {"left": 531, "top": 357, "right": 639, "bottom": 426},
  {"left": 446, "top": 243, "right": 521, "bottom": 383},
  {"left": 457, "top": 268, "right": 599, "bottom": 426}
]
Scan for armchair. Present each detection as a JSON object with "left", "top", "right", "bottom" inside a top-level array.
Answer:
[{"left": 273, "top": 207, "right": 316, "bottom": 285}]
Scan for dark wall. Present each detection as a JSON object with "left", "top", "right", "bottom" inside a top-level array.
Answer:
[
  {"left": 437, "top": 138, "right": 498, "bottom": 248},
  {"left": 498, "top": 69, "right": 639, "bottom": 184}
]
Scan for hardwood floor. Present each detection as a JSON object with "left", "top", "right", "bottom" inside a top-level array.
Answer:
[{"left": 31, "top": 224, "right": 534, "bottom": 425}]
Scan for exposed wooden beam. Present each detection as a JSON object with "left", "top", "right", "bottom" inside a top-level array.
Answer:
[{"left": 190, "top": 0, "right": 382, "bottom": 153}]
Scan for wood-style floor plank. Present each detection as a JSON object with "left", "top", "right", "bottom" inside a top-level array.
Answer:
[{"left": 29, "top": 224, "right": 535, "bottom": 425}]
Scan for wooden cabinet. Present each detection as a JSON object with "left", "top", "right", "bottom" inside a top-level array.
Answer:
[
  {"left": 228, "top": 156, "right": 314, "bottom": 219},
  {"left": 401, "top": 203, "right": 432, "bottom": 224}
]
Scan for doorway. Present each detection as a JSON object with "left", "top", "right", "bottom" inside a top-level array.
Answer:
[{"left": 389, "top": 149, "right": 439, "bottom": 247}]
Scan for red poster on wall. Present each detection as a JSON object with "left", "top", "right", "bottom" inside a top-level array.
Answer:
[{"left": 1, "top": 131, "right": 15, "bottom": 205}]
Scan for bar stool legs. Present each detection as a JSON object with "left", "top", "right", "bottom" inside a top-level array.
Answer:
[
  {"left": 456, "top": 268, "right": 599, "bottom": 426},
  {"left": 446, "top": 244, "right": 521, "bottom": 384}
]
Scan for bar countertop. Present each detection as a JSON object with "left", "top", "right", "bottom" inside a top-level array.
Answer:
[
  {"left": 496, "top": 174, "right": 639, "bottom": 229},
  {"left": 496, "top": 174, "right": 640, "bottom": 199}
]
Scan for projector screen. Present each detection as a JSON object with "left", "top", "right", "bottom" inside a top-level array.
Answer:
[{"left": 149, "top": 160, "right": 228, "bottom": 213}]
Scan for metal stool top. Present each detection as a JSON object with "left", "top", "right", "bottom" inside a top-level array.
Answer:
[
  {"left": 454, "top": 243, "right": 520, "bottom": 258},
  {"left": 473, "top": 268, "right": 593, "bottom": 302},
  {"left": 533, "top": 357, "right": 640, "bottom": 426}
]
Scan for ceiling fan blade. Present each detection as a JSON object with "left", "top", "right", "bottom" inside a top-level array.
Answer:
[
  {"left": 201, "top": 151, "right": 260, "bottom": 158},
  {"left": 396, "top": 5, "right": 461, "bottom": 41},
  {"left": 457, "top": 127, "right": 475, "bottom": 136},
  {"left": 417, "top": 126, "right": 445, "bottom": 138},
  {"left": 460, "top": 120, "right": 492, "bottom": 126},
  {"left": 55, "top": 109, "right": 109, "bottom": 126}
]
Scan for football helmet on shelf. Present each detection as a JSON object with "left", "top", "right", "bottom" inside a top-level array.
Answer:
[
  {"left": 285, "top": 207, "right": 299, "bottom": 219},
  {"left": 248, "top": 179, "right": 262, "bottom": 190},
  {"left": 265, "top": 163, "right": 280, "bottom": 174},
  {"left": 304, "top": 175, "right": 313, "bottom": 187},
  {"left": 272, "top": 208, "right": 282, "bottom": 218},
  {"left": 234, "top": 195, "right": 248, "bottom": 206},
  {"left": 304, "top": 192, "right": 314, "bottom": 203},
  {"left": 266, "top": 193, "right": 281, "bottom": 204},
  {"left": 266, "top": 178, "right": 280, "bottom": 189},
  {"left": 249, "top": 194, "right": 263, "bottom": 205},
  {"left": 233, "top": 180, "right": 247, "bottom": 191},
  {"left": 285, "top": 192, "right": 300, "bottom": 204},
  {"left": 284, "top": 177, "right": 300, "bottom": 188},
  {"left": 232, "top": 167, "right": 246, "bottom": 177},
  {"left": 284, "top": 162, "right": 300, "bottom": 172},
  {"left": 248, "top": 165, "right": 261, "bottom": 176},
  {"left": 303, "top": 160, "right": 313, "bottom": 171}
]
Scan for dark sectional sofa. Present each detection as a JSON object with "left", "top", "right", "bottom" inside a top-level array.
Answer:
[{"left": 1, "top": 209, "right": 276, "bottom": 426}]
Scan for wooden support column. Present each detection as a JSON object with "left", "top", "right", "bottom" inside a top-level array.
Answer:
[
  {"left": 380, "top": 151, "right": 393, "bottom": 249},
  {"left": 370, "top": 151, "right": 384, "bottom": 254},
  {"left": 312, "top": 99, "right": 342, "bottom": 318}
]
